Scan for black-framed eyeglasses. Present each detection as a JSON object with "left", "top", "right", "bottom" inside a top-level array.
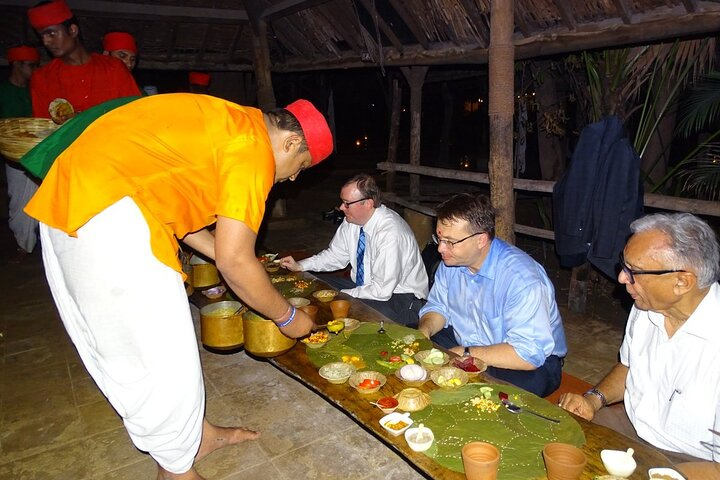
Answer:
[
  {"left": 619, "top": 252, "right": 687, "bottom": 285},
  {"left": 431, "top": 232, "right": 482, "bottom": 250},
  {"left": 339, "top": 197, "right": 368, "bottom": 208}
]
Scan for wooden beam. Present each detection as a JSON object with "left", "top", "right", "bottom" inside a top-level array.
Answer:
[
  {"left": 358, "top": 0, "right": 405, "bottom": 53},
  {"left": 0, "top": 0, "right": 248, "bottom": 21},
  {"left": 388, "top": 0, "right": 430, "bottom": 50},
  {"left": 554, "top": 0, "right": 578, "bottom": 30},
  {"left": 610, "top": 0, "right": 634, "bottom": 24},
  {"left": 262, "top": 0, "right": 333, "bottom": 21},
  {"left": 458, "top": 0, "right": 490, "bottom": 47},
  {"left": 682, "top": 0, "right": 700, "bottom": 13},
  {"left": 400, "top": 66, "right": 429, "bottom": 201}
]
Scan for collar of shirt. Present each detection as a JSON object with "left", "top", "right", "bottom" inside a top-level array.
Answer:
[
  {"left": 645, "top": 282, "right": 720, "bottom": 342},
  {"left": 459, "top": 237, "right": 501, "bottom": 281}
]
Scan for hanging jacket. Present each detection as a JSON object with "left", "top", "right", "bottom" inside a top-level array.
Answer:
[{"left": 553, "top": 115, "right": 644, "bottom": 279}]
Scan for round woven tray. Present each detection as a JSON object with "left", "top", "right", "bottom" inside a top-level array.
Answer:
[{"left": 0, "top": 117, "right": 58, "bottom": 162}]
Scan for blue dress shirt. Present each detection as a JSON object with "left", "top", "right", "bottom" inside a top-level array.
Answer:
[{"left": 419, "top": 238, "right": 567, "bottom": 367}]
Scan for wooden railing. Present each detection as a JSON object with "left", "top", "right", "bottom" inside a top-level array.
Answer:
[{"left": 377, "top": 162, "right": 720, "bottom": 239}]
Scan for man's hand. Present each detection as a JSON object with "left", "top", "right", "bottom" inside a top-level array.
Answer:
[
  {"left": 279, "top": 256, "right": 302, "bottom": 272},
  {"left": 557, "top": 392, "right": 599, "bottom": 421}
]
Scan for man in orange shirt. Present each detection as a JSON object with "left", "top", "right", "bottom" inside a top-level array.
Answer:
[
  {"left": 27, "top": 0, "right": 140, "bottom": 122},
  {"left": 25, "top": 94, "right": 333, "bottom": 480}
]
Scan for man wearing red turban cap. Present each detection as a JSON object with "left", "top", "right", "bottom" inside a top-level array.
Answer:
[
  {"left": 24, "top": 94, "right": 333, "bottom": 479},
  {"left": 1, "top": 45, "right": 40, "bottom": 262},
  {"left": 102, "top": 31, "right": 138, "bottom": 71},
  {"left": 27, "top": 0, "right": 140, "bottom": 123}
]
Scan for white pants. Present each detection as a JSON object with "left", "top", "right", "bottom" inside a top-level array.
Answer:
[
  {"left": 39, "top": 197, "right": 204, "bottom": 473},
  {"left": 5, "top": 163, "right": 39, "bottom": 252}
]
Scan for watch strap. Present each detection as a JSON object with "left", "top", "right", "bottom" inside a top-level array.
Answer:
[{"left": 583, "top": 387, "right": 608, "bottom": 408}]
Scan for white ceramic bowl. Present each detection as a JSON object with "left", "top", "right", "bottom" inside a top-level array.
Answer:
[
  {"left": 379, "top": 412, "right": 413, "bottom": 437},
  {"left": 404, "top": 425, "right": 434, "bottom": 452},
  {"left": 648, "top": 468, "right": 686, "bottom": 480},
  {"left": 600, "top": 449, "right": 636, "bottom": 477}
]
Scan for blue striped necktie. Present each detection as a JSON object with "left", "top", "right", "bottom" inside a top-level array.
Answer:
[{"left": 356, "top": 227, "right": 365, "bottom": 286}]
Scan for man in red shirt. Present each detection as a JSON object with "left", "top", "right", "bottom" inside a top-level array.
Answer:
[
  {"left": 102, "top": 31, "right": 138, "bottom": 72},
  {"left": 27, "top": 0, "right": 140, "bottom": 122}
]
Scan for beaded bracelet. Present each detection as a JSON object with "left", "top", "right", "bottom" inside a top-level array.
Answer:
[{"left": 276, "top": 306, "right": 297, "bottom": 328}]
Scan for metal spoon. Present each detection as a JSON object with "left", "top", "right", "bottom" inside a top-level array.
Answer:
[
  {"left": 503, "top": 402, "right": 560, "bottom": 423},
  {"left": 377, "top": 320, "right": 385, "bottom": 334}
]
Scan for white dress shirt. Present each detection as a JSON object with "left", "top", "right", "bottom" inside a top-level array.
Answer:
[
  {"left": 621, "top": 282, "right": 720, "bottom": 460},
  {"left": 299, "top": 205, "right": 428, "bottom": 301}
]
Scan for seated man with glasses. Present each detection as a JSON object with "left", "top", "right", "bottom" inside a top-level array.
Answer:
[
  {"left": 279, "top": 174, "right": 428, "bottom": 324},
  {"left": 559, "top": 213, "right": 720, "bottom": 474},
  {"left": 417, "top": 193, "right": 567, "bottom": 397}
]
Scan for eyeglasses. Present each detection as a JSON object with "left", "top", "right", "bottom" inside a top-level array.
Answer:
[
  {"left": 339, "top": 197, "right": 368, "bottom": 208},
  {"left": 619, "top": 252, "right": 687, "bottom": 285},
  {"left": 431, "top": 232, "right": 482, "bottom": 249}
]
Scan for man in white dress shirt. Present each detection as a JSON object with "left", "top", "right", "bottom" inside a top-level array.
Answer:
[
  {"left": 280, "top": 174, "right": 428, "bottom": 324},
  {"left": 558, "top": 213, "right": 720, "bottom": 477}
]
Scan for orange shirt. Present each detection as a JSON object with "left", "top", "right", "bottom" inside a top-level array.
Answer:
[
  {"left": 31, "top": 53, "right": 141, "bottom": 117},
  {"left": 26, "top": 93, "right": 275, "bottom": 274}
]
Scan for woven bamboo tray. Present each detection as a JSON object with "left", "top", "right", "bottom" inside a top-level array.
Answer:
[{"left": 0, "top": 117, "right": 58, "bottom": 162}]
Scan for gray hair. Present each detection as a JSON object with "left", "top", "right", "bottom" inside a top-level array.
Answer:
[{"left": 630, "top": 213, "right": 720, "bottom": 288}]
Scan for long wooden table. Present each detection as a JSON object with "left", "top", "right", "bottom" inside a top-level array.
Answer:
[{"left": 191, "top": 269, "right": 675, "bottom": 479}]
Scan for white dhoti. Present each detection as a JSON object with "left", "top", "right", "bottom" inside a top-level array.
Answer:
[
  {"left": 39, "top": 196, "right": 204, "bottom": 474},
  {"left": 5, "top": 162, "right": 39, "bottom": 252}
]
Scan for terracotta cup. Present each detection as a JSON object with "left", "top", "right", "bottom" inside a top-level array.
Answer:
[
  {"left": 298, "top": 305, "right": 319, "bottom": 322},
  {"left": 542, "top": 443, "right": 587, "bottom": 480},
  {"left": 461, "top": 442, "right": 500, "bottom": 480},
  {"left": 329, "top": 299, "right": 350, "bottom": 319}
]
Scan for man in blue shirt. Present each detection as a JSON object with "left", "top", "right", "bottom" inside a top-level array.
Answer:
[{"left": 418, "top": 193, "right": 567, "bottom": 396}]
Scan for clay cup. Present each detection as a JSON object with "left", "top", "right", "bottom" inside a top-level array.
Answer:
[
  {"left": 461, "top": 442, "right": 500, "bottom": 480},
  {"left": 329, "top": 299, "right": 351, "bottom": 319},
  {"left": 542, "top": 443, "right": 587, "bottom": 480},
  {"left": 298, "top": 305, "right": 319, "bottom": 322}
]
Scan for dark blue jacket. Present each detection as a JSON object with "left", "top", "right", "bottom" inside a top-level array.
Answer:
[{"left": 553, "top": 116, "right": 644, "bottom": 279}]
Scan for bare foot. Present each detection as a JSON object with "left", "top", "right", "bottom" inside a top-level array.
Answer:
[
  {"left": 157, "top": 466, "right": 205, "bottom": 480},
  {"left": 195, "top": 419, "right": 261, "bottom": 462},
  {"left": 155, "top": 420, "right": 260, "bottom": 479}
]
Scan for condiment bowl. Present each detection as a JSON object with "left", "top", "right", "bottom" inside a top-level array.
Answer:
[
  {"left": 648, "top": 468, "right": 686, "bottom": 480},
  {"left": 348, "top": 371, "right": 386, "bottom": 394},
  {"left": 405, "top": 424, "right": 434, "bottom": 452},
  {"left": 341, "top": 317, "right": 361, "bottom": 331},
  {"left": 394, "top": 364, "right": 429, "bottom": 387},
  {"left": 430, "top": 366, "right": 469, "bottom": 389},
  {"left": 318, "top": 362, "right": 355, "bottom": 384},
  {"left": 414, "top": 349, "right": 450, "bottom": 369},
  {"left": 301, "top": 330, "right": 329, "bottom": 349},
  {"left": 312, "top": 289, "right": 338, "bottom": 303},
  {"left": 287, "top": 297, "right": 311, "bottom": 307},
  {"left": 373, "top": 396, "right": 399, "bottom": 414},
  {"left": 379, "top": 412, "right": 413, "bottom": 437},
  {"left": 394, "top": 387, "right": 431, "bottom": 412}
]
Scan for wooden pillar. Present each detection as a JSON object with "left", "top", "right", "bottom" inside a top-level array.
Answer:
[
  {"left": 401, "top": 66, "right": 428, "bottom": 202},
  {"left": 386, "top": 78, "right": 402, "bottom": 194},
  {"left": 250, "top": 18, "right": 276, "bottom": 110},
  {"left": 488, "top": 0, "right": 516, "bottom": 244}
]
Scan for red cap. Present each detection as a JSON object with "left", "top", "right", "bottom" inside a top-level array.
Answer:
[
  {"left": 103, "top": 32, "right": 137, "bottom": 54},
  {"left": 188, "top": 72, "right": 211, "bottom": 87},
  {"left": 284, "top": 99, "right": 333, "bottom": 165},
  {"left": 7, "top": 46, "right": 40, "bottom": 63},
  {"left": 28, "top": 0, "right": 73, "bottom": 30}
]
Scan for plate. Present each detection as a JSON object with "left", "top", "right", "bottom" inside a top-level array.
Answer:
[{"left": 648, "top": 468, "right": 686, "bottom": 480}]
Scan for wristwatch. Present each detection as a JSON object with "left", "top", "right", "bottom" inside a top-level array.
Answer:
[
  {"left": 583, "top": 387, "right": 608, "bottom": 408},
  {"left": 463, "top": 346, "right": 471, "bottom": 356}
]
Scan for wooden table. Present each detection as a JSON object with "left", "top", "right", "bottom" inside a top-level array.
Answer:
[{"left": 191, "top": 269, "right": 675, "bottom": 479}]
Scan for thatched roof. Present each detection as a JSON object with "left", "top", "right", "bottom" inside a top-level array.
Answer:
[{"left": 2, "top": 0, "right": 719, "bottom": 71}]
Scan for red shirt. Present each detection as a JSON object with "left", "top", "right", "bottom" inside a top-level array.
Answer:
[{"left": 30, "top": 53, "right": 140, "bottom": 118}]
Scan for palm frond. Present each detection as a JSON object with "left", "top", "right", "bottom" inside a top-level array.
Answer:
[
  {"left": 678, "top": 145, "right": 720, "bottom": 201},
  {"left": 676, "top": 71, "right": 720, "bottom": 137}
]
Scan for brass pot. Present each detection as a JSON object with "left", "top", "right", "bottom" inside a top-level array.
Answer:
[
  {"left": 200, "top": 301, "right": 244, "bottom": 350},
  {"left": 242, "top": 310, "right": 296, "bottom": 357},
  {"left": 190, "top": 256, "right": 219, "bottom": 287}
]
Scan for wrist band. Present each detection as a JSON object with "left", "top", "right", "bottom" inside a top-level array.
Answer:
[
  {"left": 274, "top": 304, "right": 292, "bottom": 322},
  {"left": 277, "top": 306, "right": 297, "bottom": 328},
  {"left": 583, "top": 387, "right": 608, "bottom": 408}
]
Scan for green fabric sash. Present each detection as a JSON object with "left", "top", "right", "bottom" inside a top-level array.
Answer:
[{"left": 20, "top": 96, "right": 141, "bottom": 179}]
